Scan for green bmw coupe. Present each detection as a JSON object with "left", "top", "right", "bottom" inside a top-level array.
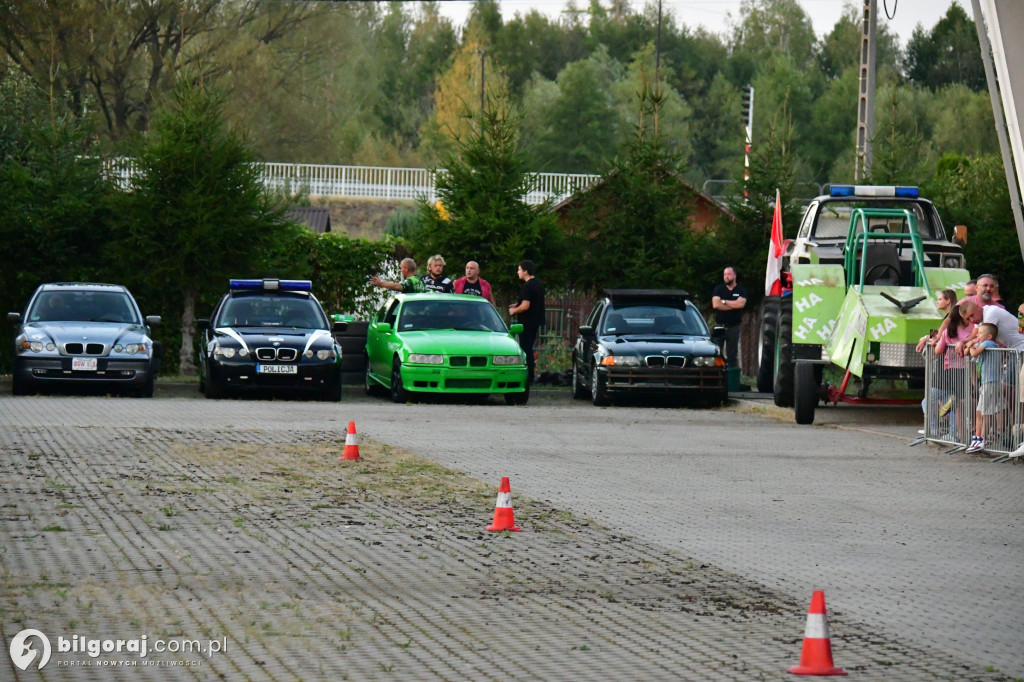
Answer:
[{"left": 365, "top": 293, "right": 529, "bottom": 404}]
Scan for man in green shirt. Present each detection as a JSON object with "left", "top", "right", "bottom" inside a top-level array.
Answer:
[{"left": 370, "top": 258, "right": 426, "bottom": 293}]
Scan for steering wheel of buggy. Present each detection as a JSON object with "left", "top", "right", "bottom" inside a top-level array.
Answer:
[{"left": 865, "top": 263, "right": 900, "bottom": 285}]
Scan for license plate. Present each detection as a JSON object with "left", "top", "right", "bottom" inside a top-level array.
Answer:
[
  {"left": 72, "top": 357, "right": 98, "bottom": 371},
  {"left": 257, "top": 364, "right": 297, "bottom": 375}
]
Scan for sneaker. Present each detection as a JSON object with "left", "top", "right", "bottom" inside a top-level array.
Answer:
[
  {"left": 965, "top": 437, "right": 986, "bottom": 453},
  {"left": 939, "top": 396, "right": 954, "bottom": 417},
  {"left": 939, "top": 432, "right": 958, "bottom": 442},
  {"left": 917, "top": 429, "right": 925, "bottom": 435},
  {"left": 1009, "top": 443, "right": 1024, "bottom": 459}
]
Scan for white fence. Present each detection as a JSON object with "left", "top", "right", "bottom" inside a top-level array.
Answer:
[
  {"left": 101, "top": 158, "right": 601, "bottom": 205},
  {"left": 923, "top": 343, "right": 1024, "bottom": 459}
]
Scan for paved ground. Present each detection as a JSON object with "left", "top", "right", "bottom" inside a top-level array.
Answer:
[{"left": 0, "top": 386, "right": 1020, "bottom": 681}]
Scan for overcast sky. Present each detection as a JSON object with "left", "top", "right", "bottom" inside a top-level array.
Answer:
[{"left": 434, "top": 0, "right": 972, "bottom": 46}]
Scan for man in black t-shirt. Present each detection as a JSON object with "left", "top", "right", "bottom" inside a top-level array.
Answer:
[
  {"left": 711, "top": 265, "right": 748, "bottom": 370},
  {"left": 508, "top": 260, "right": 545, "bottom": 386},
  {"left": 421, "top": 254, "right": 454, "bottom": 293}
]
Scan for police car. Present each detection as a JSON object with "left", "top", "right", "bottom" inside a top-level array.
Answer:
[{"left": 197, "top": 279, "right": 344, "bottom": 400}]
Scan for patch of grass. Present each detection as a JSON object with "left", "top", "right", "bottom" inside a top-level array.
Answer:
[{"left": 42, "top": 525, "right": 66, "bottom": 532}]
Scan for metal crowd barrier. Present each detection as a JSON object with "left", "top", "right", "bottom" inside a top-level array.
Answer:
[{"left": 923, "top": 343, "right": 1024, "bottom": 458}]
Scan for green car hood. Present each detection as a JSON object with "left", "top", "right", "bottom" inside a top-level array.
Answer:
[{"left": 397, "top": 330, "right": 523, "bottom": 356}]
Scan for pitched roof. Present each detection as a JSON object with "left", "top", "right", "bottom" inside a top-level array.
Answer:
[{"left": 285, "top": 206, "right": 332, "bottom": 233}]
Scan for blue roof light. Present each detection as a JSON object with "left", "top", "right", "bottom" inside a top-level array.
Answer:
[
  {"left": 229, "top": 279, "right": 312, "bottom": 292},
  {"left": 829, "top": 185, "right": 919, "bottom": 198}
]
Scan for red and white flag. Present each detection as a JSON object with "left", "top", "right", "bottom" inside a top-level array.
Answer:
[{"left": 765, "top": 188, "right": 785, "bottom": 296}]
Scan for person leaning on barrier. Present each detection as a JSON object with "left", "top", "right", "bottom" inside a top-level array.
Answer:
[
  {"left": 916, "top": 289, "right": 957, "bottom": 353},
  {"left": 965, "top": 323, "right": 1003, "bottom": 453},
  {"left": 958, "top": 299, "right": 1024, "bottom": 354},
  {"left": 370, "top": 258, "right": 426, "bottom": 293},
  {"left": 932, "top": 301, "right": 973, "bottom": 441}
]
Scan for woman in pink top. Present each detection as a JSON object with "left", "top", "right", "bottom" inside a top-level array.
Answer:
[{"left": 933, "top": 301, "right": 974, "bottom": 441}]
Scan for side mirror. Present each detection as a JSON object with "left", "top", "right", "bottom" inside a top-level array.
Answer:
[
  {"left": 578, "top": 324, "right": 595, "bottom": 339},
  {"left": 508, "top": 323, "right": 523, "bottom": 335},
  {"left": 8, "top": 312, "right": 21, "bottom": 324},
  {"left": 146, "top": 315, "right": 161, "bottom": 327},
  {"left": 712, "top": 325, "right": 727, "bottom": 342},
  {"left": 373, "top": 322, "right": 392, "bottom": 333},
  {"left": 332, "top": 320, "right": 348, "bottom": 333},
  {"left": 953, "top": 224, "right": 967, "bottom": 247},
  {"left": 197, "top": 318, "right": 210, "bottom": 331}
]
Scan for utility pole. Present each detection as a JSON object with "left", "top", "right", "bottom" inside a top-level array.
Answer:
[
  {"left": 655, "top": 0, "right": 662, "bottom": 80},
  {"left": 855, "top": 0, "right": 877, "bottom": 181},
  {"left": 742, "top": 85, "right": 754, "bottom": 192}
]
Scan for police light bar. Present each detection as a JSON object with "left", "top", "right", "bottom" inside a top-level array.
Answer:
[
  {"left": 229, "top": 279, "right": 312, "bottom": 292},
  {"left": 829, "top": 185, "right": 919, "bottom": 198}
]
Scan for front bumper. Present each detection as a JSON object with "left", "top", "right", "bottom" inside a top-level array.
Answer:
[
  {"left": 208, "top": 358, "right": 340, "bottom": 392},
  {"left": 601, "top": 366, "right": 726, "bottom": 395},
  {"left": 14, "top": 356, "right": 154, "bottom": 388},
  {"left": 399, "top": 364, "right": 527, "bottom": 394}
]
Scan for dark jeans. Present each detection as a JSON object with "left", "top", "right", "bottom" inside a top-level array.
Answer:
[
  {"left": 724, "top": 324, "right": 741, "bottom": 370},
  {"left": 520, "top": 325, "right": 538, "bottom": 385}
]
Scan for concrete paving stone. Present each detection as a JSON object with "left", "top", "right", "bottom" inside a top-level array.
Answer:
[{"left": 0, "top": 393, "right": 1020, "bottom": 680}]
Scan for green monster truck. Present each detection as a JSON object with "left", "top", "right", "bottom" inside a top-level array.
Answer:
[{"left": 758, "top": 185, "right": 970, "bottom": 424}]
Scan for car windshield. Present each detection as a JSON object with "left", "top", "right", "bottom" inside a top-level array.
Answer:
[
  {"left": 602, "top": 304, "right": 707, "bottom": 336},
  {"left": 398, "top": 299, "right": 507, "bottom": 332},
  {"left": 813, "top": 201, "right": 935, "bottom": 239},
  {"left": 29, "top": 290, "right": 139, "bottom": 324},
  {"left": 218, "top": 295, "right": 326, "bottom": 328}
]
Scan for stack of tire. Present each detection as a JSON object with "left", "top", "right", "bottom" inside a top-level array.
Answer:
[
  {"left": 756, "top": 296, "right": 793, "bottom": 407},
  {"left": 334, "top": 321, "right": 369, "bottom": 385}
]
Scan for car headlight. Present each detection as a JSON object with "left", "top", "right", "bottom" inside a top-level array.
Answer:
[
  {"left": 213, "top": 345, "right": 238, "bottom": 359},
  {"left": 408, "top": 353, "right": 444, "bottom": 364},
  {"left": 114, "top": 343, "right": 148, "bottom": 355},
  {"left": 942, "top": 255, "right": 963, "bottom": 268},
  {"left": 691, "top": 356, "right": 724, "bottom": 367},
  {"left": 304, "top": 349, "right": 336, "bottom": 360},
  {"left": 493, "top": 355, "right": 523, "bottom": 365},
  {"left": 600, "top": 355, "right": 640, "bottom": 366},
  {"left": 18, "top": 338, "right": 56, "bottom": 353}
]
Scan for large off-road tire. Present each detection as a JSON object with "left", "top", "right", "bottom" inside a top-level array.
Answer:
[
  {"left": 773, "top": 296, "right": 794, "bottom": 407},
  {"left": 390, "top": 356, "right": 408, "bottom": 403},
  {"left": 591, "top": 366, "right": 610, "bottom": 406},
  {"left": 571, "top": 359, "right": 587, "bottom": 400},
  {"left": 757, "top": 296, "right": 780, "bottom": 393},
  {"left": 794, "top": 362, "right": 818, "bottom": 425}
]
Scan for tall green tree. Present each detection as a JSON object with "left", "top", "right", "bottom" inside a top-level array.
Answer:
[
  {"left": 0, "top": 0, "right": 316, "bottom": 145},
  {"left": 720, "top": 101, "right": 801, "bottom": 306},
  {"left": 564, "top": 82, "right": 702, "bottom": 291},
  {"left": 520, "top": 45, "right": 622, "bottom": 173},
  {"left": 904, "top": 3, "right": 984, "bottom": 92},
  {"left": 110, "top": 79, "right": 302, "bottom": 374},
  {"left": 412, "top": 96, "right": 562, "bottom": 304},
  {"left": 0, "top": 72, "right": 116, "bottom": 372},
  {"left": 926, "top": 153, "right": 1023, "bottom": 305}
]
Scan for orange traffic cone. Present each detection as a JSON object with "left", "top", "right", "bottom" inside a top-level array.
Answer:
[
  {"left": 788, "top": 590, "right": 847, "bottom": 676},
  {"left": 486, "top": 477, "right": 522, "bottom": 532},
  {"left": 339, "top": 421, "right": 360, "bottom": 461}
]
